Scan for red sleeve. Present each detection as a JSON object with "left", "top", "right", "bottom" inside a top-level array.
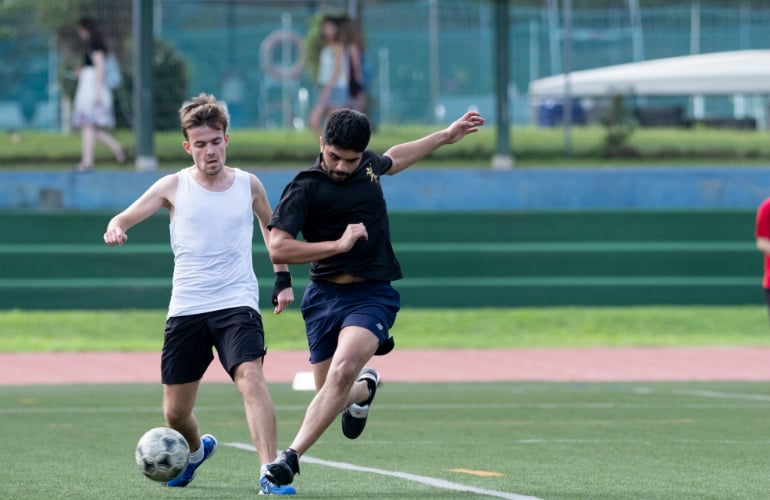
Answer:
[{"left": 756, "top": 198, "right": 770, "bottom": 238}]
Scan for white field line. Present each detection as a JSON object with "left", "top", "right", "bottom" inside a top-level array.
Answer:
[
  {"left": 672, "top": 389, "right": 770, "bottom": 401},
  {"left": 2, "top": 399, "right": 769, "bottom": 415},
  {"left": 225, "top": 442, "right": 542, "bottom": 500}
]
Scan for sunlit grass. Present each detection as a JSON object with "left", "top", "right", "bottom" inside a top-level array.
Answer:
[
  {"left": 3, "top": 125, "right": 770, "bottom": 169},
  {"left": 2, "top": 305, "right": 768, "bottom": 353}
]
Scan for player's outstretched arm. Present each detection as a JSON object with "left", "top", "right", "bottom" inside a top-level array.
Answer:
[
  {"left": 104, "top": 175, "right": 175, "bottom": 247},
  {"left": 383, "top": 111, "right": 485, "bottom": 175}
]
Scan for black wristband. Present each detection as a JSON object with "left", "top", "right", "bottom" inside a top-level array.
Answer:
[{"left": 271, "top": 271, "right": 292, "bottom": 306}]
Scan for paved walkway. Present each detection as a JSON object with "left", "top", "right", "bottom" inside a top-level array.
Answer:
[{"left": 2, "top": 347, "right": 770, "bottom": 386}]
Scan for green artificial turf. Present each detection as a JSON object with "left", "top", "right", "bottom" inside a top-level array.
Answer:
[{"left": 1, "top": 381, "right": 769, "bottom": 499}]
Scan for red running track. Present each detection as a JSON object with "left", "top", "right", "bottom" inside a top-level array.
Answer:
[{"left": 2, "top": 347, "right": 770, "bottom": 386}]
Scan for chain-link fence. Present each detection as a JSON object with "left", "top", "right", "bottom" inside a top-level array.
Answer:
[{"left": 1, "top": 0, "right": 769, "bottom": 131}]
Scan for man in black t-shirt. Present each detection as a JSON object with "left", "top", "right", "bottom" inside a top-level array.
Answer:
[{"left": 266, "top": 108, "right": 485, "bottom": 488}]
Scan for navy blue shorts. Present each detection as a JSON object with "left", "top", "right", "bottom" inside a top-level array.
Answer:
[
  {"left": 301, "top": 280, "right": 400, "bottom": 364},
  {"left": 161, "top": 306, "right": 266, "bottom": 384}
]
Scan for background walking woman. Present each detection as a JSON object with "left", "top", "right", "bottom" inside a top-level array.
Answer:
[
  {"left": 72, "top": 17, "right": 125, "bottom": 172},
  {"left": 307, "top": 15, "right": 349, "bottom": 137}
]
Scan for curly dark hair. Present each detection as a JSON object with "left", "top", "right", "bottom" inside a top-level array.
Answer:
[{"left": 323, "top": 109, "right": 371, "bottom": 152}]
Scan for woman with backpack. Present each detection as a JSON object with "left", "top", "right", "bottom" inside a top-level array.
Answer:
[
  {"left": 341, "top": 17, "right": 369, "bottom": 114},
  {"left": 307, "top": 15, "right": 351, "bottom": 137},
  {"left": 72, "top": 17, "right": 126, "bottom": 172}
]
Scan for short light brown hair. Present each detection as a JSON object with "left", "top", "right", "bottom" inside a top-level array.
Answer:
[{"left": 179, "top": 93, "right": 229, "bottom": 140}]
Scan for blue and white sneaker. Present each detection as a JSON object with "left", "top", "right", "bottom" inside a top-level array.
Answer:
[
  {"left": 166, "top": 434, "right": 219, "bottom": 487},
  {"left": 260, "top": 474, "right": 297, "bottom": 495}
]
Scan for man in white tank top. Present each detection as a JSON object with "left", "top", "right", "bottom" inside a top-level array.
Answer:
[{"left": 103, "top": 93, "right": 297, "bottom": 495}]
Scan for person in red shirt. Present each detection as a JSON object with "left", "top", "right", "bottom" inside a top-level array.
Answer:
[{"left": 755, "top": 197, "right": 770, "bottom": 319}]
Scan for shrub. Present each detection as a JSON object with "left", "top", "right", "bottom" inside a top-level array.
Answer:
[{"left": 120, "top": 39, "right": 189, "bottom": 131}]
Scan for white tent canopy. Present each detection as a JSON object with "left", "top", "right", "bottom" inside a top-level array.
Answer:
[{"left": 529, "top": 50, "right": 770, "bottom": 100}]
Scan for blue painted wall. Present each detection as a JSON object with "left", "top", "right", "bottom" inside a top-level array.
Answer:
[{"left": 2, "top": 166, "right": 770, "bottom": 211}]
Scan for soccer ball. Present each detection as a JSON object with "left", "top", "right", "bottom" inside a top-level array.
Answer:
[{"left": 134, "top": 427, "right": 190, "bottom": 482}]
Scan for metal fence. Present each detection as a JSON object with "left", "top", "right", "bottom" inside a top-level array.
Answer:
[{"left": 1, "top": 0, "right": 769, "bottom": 131}]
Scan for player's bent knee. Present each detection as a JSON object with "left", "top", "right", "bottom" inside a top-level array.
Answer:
[{"left": 232, "top": 359, "right": 267, "bottom": 384}]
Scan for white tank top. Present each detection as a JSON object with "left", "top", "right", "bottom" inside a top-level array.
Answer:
[
  {"left": 167, "top": 167, "right": 260, "bottom": 317},
  {"left": 317, "top": 45, "right": 349, "bottom": 87}
]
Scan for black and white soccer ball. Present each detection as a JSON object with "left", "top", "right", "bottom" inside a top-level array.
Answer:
[{"left": 135, "top": 427, "right": 190, "bottom": 482}]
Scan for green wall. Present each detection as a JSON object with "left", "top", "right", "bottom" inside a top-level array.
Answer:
[{"left": 0, "top": 210, "right": 761, "bottom": 309}]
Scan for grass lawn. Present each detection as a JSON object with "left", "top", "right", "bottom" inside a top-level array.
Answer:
[
  {"left": 4, "top": 125, "right": 770, "bottom": 169},
  {"left": 1, "top": 305, "right": 770, "bottom": 353},
  {"left": 2, "top": 381, "right": 769, "bottom": 499}
]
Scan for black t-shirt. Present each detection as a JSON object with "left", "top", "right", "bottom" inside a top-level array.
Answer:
[{"left": 269, "top": 150, "right": 403, "bottom": 282}]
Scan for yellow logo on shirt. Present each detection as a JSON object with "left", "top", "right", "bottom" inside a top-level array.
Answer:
[{"left": 365, "top": 165, "right": 379, "bottom": 183}]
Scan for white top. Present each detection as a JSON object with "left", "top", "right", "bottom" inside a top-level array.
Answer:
[
  {"left": 167, "top": 167, "right": 260, "bottom": 317},
  {"left": 317, "top": 45, "right": 349, "bottom": 87}
]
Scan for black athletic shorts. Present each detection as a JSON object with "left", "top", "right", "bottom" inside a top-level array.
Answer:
[{"left": 161, "top": 306, "right": 266, "bottom": 384}]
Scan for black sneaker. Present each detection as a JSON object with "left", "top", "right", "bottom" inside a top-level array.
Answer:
[
  {"left": 265, "top": 449, "right": 300, "bottom": 486},
  {"left": 341, "top": 367, "right": 380, "bottom": 439}
]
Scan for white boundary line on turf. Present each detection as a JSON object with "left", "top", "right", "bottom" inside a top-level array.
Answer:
[
  {"left": 673, "top": 389, "right": 770, "bottom": 401},
  {"left": 225, "top": 442, "right": 541, "bottom": 500}
]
